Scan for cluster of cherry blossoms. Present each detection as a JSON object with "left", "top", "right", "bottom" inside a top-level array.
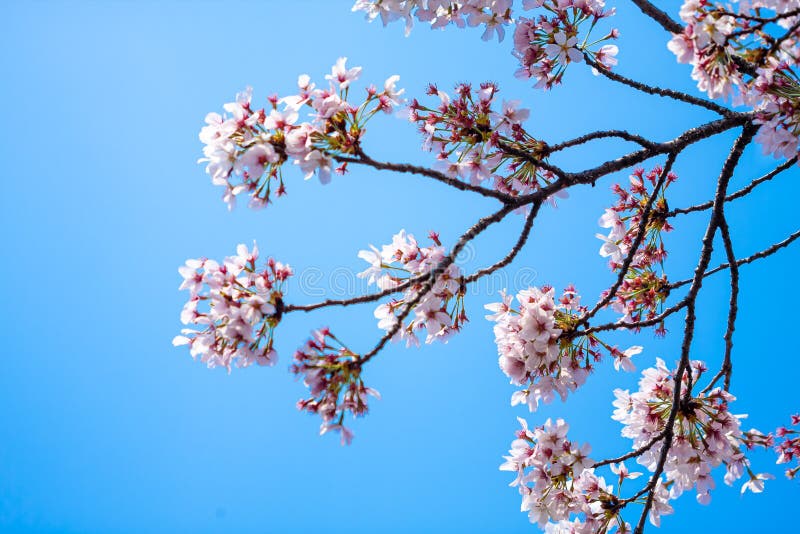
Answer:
[
  {"left": 409, "top": 81, "right": 569, "bottom": 199},
  {"left": 486, "top": 285, "right": 643, "bottom": 412},
  {"left": 500, "top": 417, "right": 636, "bottom": 533},
  {"left": 613, "top": 358, "right": 771, "bottom": 508},
  {"left": 353, "top": 0, "right": 618, "bottom": 88},
  {"left": 359, "top": 230, "right": 467, "bottom": 345},
  {"left": 750, "top": 51, "right": 800, "bottom": 160},
  {"left": 771, "top": 415, "right": 800, "bottom": 479},
  {"left": 596, "top": 166, "right": 677, "bottom": 329},
  {"left": 741, "top": 413, "right": 800, "bottom": 480},
  {"left": 290, "top": 327, "right": 380, "bottom": 445},
  {"left": 668, "top": 0, "right": 800, "bottom": 159},
  {"left": 499, "top": 358, "right": 775, "bottom": 531},
  {"left": 668, "top": 1, "right": 742, "bottom": 100},
  {"left": 172, "top": 243, "right": 293, "bottom": 371},
  {"left": 513, "top": 0, "right": 618, "bottom": 88},
  {"left": 198, "top": 58, "right": 404, "bottom": 209},
  {"left": 352, "top": 0, "right": 514, "bottom": 40}
]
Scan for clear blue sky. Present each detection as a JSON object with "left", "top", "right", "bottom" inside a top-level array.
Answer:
[{"left": 0, "top": 1, "right": 796, "bottom": 532}]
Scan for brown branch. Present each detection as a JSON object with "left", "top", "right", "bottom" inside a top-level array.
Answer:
[
  {"left": 670, "top": 228, "right": 800, "bottom": 289},
  {"left": 547, "top": 130, "right": 658, "bottom": 153},
  {"left": 594, "top": 430, "right": 668, "bottom": 468},
  {"left": 465, "top": 201, "right": 541, "bottom": 283},
  {"left": 667, "top": 158, "right": 796, "bottom": 217},
  {"left": 519, "top": 114, "right": 751, "bottom": 203},
  {"left": 699, "top": 211, "right": 741, "bottom": 396},
  {"left": 586, "top": 56, "right": 734, "bottom": 116},
  {"left": 287, "top": 114, "right": 756, "bottom": 337},
  {"left": 726, "top": 7, "right": 800, "bottom": 23},
  {"left": 768, "top": 17, "right": 800, "bottom": 59},
  {"left": 335, "top": 150, "right": 513, "bottom": 202},
  {"left": 287, "top": 205, "right": 541, "bottom": 314},
  {"left": 718, "top": 213, "right": 739, "bottom": 392},
  {"left": 629, "top": 0, "right": 684, "bottom": 34},
  {"left": 284, "top": 277, "right": 420, "bottom": 313},
  {"left": 576, "top": 299, "right": 688, "bottom": 337},
  {"left": 633, "top": 125, "right": 756, "bottom": 534},
  {"left": 495, "top": 139, "right": 570, "bottom": 180}
]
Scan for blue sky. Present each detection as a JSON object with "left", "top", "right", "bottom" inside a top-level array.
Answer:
[{"left": 0, "top": 1, "right": 796, "bottom": 532}]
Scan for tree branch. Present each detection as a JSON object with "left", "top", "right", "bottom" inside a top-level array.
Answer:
[
  {"left": 547, "top": 130, "right": 658, "bottom": 153},
  {"left": 629, "top": 0, "right": 684, "bottom": 34},
  {"left": 284, "top": 277, "right": 420, "bottom": 313},
  {"left": 594, "top": 430, "right": 668, "bottom": 468},
  {"left": 586, "top": 56, "right": 734, "bottom": 116},
  {"left": 336, "top": 150, "right": 513, "bottom": 202},
  {"left": 576, "top": 299, "right": 688, "bottom": 337},
  {"left": 667, "top": 158, "right": 797, "bottom": 217},
  {"left": 464, "top": 201, "right": 541, "bottom": 283},
  {"left": 670, "top": 228, "right": 800, "bottom": 289},
  {"left": 633, "top": 125, "right": 756, "bottom": 534}
]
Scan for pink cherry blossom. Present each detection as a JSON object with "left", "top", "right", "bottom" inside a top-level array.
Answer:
[
  {"left": 325, "top": 57, "right": 363, "bottom": 90},
  {"left": 359, "top": 230, "right": 467, "bottom": 345},
  {"left": 173, "top": 243, "right": 291, "bottom": 371},
  {"left": 613, "top": 359, "right": 765, "bottom": 507},
  {"left": 545, "top": 32, "right": 583, "bottom": 64},
  {"left": 487, "top": 285, "right": 646, "bottom": 411},
  {"left": 292, "top": 327, "right": 380, "bottom": 445},
  {"left": 197, "top": 59, "right": 403, "bottom": 208}
]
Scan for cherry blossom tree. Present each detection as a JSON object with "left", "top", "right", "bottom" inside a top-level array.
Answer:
[{"left": 173, "top": 1, "right": 800, "bottom": 532}]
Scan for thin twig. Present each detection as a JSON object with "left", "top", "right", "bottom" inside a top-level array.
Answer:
[
  {"left": 576, "top": 299, "right": 688, "bottom": 337},
  {"left": 519, "top": 114, "right": 751, "bottom": 204},
  {"left": 336, "top": 150, "right": 512, "bottom": 202},
  {"left": 594, "top": 430, "right": 668, "bottom": 468},
  {"left": 670, "top": 228, "right": 800, "bottom": 289},
  {"left": 285, "top": 277, "right": 420, "bottom": 313},
  {"left": 465, "top": 201, "right": 541, "bottom": 283},
  {"left": 667, "top": 158, "right": 796, "bottom": 217},
  {"left": 548, "top": 130, "right": 658, "bottom": 153},
  {"left": 586, "top": 56, "right": 734, "bottom": 116},
  {"left": 495, "top": 139, "right": 570, "bottom": 180}
]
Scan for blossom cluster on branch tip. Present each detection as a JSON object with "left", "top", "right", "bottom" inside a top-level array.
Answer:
[
  {"left": 359, "top": 230, "right": 467, "bottom": 345},
  {"left": 596, "top": 166, "right": 677, "bottom": 329},
  {"left": 513, "top": 0, "right": 618, "bottom": 88},
  {"left": 486, "top": 285, "right": 643, "bottom": 412},
  {"left": 669, "top": 0, "right": 800, "bottom": 159},
  {"left": 353, "top": 0, "right": 514, "bottom": 40},
  {"left": 772, "top": 415, "right": 800, "bottom": 479},
  {"left": 742, "top": 413, "right": 800, "bottom": 480},
  {"left": 291, "top": 328, "right": 380, "bottom": 445},
  {"left": 613, "top": 359, "right": 771, "bottom": 509},
  {"left": 500, "top": 417, "right": 635, "bottom": 533},
  {"left": 172, "top": 243, "right": 292, "bottom": 371},
  {"left": 198, "top": 58, "right": 404, "bottom": 209},
  {"left": 411, "top": 81, "right": 571, "bottom": 203},
  {"left": 501, "top": 359, "right": 774, "bottom": 531}
]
